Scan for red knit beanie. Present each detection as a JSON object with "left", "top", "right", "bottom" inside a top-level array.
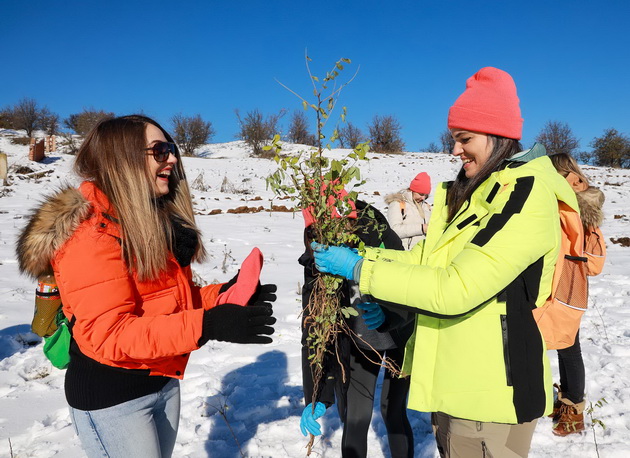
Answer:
[
  {"left": 409, "top": 172, "right": 431, "bottom": 194},
  {"left": 447, "top": 67, "right": 523, "bottom": 140}
]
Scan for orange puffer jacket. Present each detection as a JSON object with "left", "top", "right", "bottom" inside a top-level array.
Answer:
[{"left": 17, "top": 181, "right": 222, "bottom": 378}]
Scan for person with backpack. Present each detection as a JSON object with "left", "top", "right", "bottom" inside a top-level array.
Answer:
[
  {"left": 299, "top": 194, "right": 415, "bottom": 458},
  {"left": 385, "top": 172, "right": 432, "bottom": 250},
  {"left": 16, "top": 115, "right": 276, "bottom": 458},
  {"left": 547, "top": 152, "right": 606, "bottom": 436},
  {"left": 310, "top": 67, "right": 580, "bottom": 457}
]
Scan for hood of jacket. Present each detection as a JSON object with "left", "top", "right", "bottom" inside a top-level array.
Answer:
[
  {"left": 17, "top": 185, "right": 93, "bottom": 279},
  {"left": 384, "top": 190, "right": 411, "bottom": 206},
  {"left": 506, "top": 144, "right": 580, "bottom": 214},
  {"left": 503, "top": 155, "right": 579, "bottom": 212},
  {"left": 577, "top": 186, "right": 604, "bottom": 229}
]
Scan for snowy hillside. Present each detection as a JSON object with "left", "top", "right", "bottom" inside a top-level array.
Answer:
[{"left": 1, "top": 133, "right": 629, "bottom": 457}]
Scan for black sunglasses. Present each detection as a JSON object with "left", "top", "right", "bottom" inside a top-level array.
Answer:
[{"left": 144, "top": 142, "right": 177, "bottom": 162}]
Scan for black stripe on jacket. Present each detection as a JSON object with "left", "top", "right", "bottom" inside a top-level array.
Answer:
[
  {"left": 502, "top": 256, "right": 547, "bottom": 423},
  {"left": 471, "top": 176, "right": 535, "bottom": 247}
]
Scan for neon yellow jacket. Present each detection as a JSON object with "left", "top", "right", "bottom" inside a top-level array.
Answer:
[{"left": 359, "top": 156, "right": 578, "bottom": 423}]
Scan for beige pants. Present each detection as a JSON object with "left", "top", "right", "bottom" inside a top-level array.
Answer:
[{"left": 432, "top": 412, "right": 538, "bottom": 458}]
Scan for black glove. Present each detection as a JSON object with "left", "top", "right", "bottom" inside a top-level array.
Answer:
[
  {"left": 198, "top": 303, "right": 276, "bottom": 346},
  {"left": 249, "top": 283, "right": 277, "bottom": 307}
]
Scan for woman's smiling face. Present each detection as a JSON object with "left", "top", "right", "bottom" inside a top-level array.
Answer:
[
  {"left": 450, "top": 129, "right": 492, "bottom": 178},
  {"left": 145, "top": 123, "right": 177, "bottom": 197}
]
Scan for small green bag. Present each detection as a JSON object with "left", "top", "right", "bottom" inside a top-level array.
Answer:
[{"left": 43, "top": 310, "right": 71, "bottom": 369}]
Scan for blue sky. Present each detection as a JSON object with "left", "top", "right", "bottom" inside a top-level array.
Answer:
[{"left": 2, "top": 0, "right": 629, "bottom": 151}]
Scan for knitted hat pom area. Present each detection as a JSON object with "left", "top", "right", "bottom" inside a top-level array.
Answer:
[{"left": 447, "top": 67, "right": 523, "bottom": 140}]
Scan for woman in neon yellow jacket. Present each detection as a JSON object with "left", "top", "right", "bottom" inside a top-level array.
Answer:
[{"left": 312, "top": 67, "right": 579, "bottom": 457}]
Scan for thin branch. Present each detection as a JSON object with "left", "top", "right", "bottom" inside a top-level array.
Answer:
[
  {"left": 275, "top": 78, "right": 310, "bottom": 106},
  {"left": 305, "top": 48, "right": 318, "bottom": 93}
]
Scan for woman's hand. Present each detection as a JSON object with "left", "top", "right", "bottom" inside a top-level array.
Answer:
[
  {"left": 357, "top": 302, "right": 386, "bottom": 329},
  {"left": 198, "top": 303, "right": 275, "bottom": 346},
  {"left": 300, "top": 402, "right": 326, "bottom": 436},
  {"left": 249, "top": 283, "right": 277, "bottom": 307},
  {"left": 311, "top": 242, "right": 362, "bottom": 280}
]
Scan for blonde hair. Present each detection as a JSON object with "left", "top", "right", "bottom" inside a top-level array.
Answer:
[
  {"left": 74, "top": 115, "right": 206, "bottom": 280},
  {"left": 548, "top": 153, "right": 590, "bottom": 187}
]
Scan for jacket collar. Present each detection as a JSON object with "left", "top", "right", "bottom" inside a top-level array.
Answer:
[{"left": 16, "top": 181, "right": 120, "bottom": 278}]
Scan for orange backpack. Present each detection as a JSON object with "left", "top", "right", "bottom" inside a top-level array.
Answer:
[
  {"left": 584, "top": 226, "right": 606, "bottom": 276},
  {"left": 533, "top": 201, "right": 589, "bottom": 350}
]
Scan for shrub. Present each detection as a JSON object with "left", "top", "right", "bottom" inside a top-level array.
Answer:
[
  {"left": 287, "top": 110, "right": 315, "bottom": 145},
  {"left": 171, "top": 114, "right": 215, "bottom": 156},
  {"left": 7, "top": 98, "right": 42, "bottom": 137},
  {"left": 440, "top": 128, "right": 454, "bottom": 154},
  {"left": 337, "top": 122, "right": 366, "bottom": 149},
  {"left": 536, "top": 120, "right": 580, "bottom": 156},
  {"left": 368, "top": 114, "right": 405, "bottom": 154},
  {"left": 235, "top": 108, "right": 285, "bottom": 157},
  {"left": 39, "top": 108, "right": 60, "bottom": 136},
  {"left": 424, "top": 142, "right": 441, "bottom": 153},
  {"left": 64, "top": 109, "right": 114, "bottom": 136},
  {"left": 588, "top": 128, "right": 630, "bottom": 168}
]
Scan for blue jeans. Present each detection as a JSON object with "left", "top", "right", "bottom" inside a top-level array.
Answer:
[{"left": 69, "top": 378, "right": 180, "bottom": 458}]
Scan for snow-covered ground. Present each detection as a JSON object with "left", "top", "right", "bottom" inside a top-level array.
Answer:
[{"left": 1, "top": 132, "right": 629, "bottom": 457}]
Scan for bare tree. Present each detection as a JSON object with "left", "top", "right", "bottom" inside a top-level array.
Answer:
[
  {"left": 423, "top": 142, "right": 440, "bottom": 153},
  {"left": 589, "top": 128, "right": 630, "bottom": 168},
  {"left": 536, "top": 120, "right": 580, "bottom": 156},
  {"left": 171, "top": 114, "right": 215, "bottom": 156},
  {"left": 39, "top": 108, "right": 60, "bottom": 136},
  {"left": 0, "top": 108, "right": 13, "bottom": 129},
  {"left": 367, "top": 115, "right": 405, "bottom": 154},
  {"left": 287, "top": 110, "right": 315, "bottom": 145},
  {"left": 235, "top": 108, "right": 285, "bottom": 156},
  {"left": 64, "top": 109, "right": 115, "bottom": 136},
  {"left": 10, "top": 98, "right": 41, "bottom": 137},
  {"left": 440, "top": 128, "right": 455, "bottom": 154},
  {"left": 337, "top": 122, "right": 365, "bottom": 149}
]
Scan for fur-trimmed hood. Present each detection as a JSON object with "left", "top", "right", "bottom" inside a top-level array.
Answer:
[
  {"left": 575, "top": 186, "right": 606, "bottom": 228},
  {"left": 16, "top": 186, "right": 92, "bottom": 279},
  {"left": 577, "top": 186, "right": 605, "bottom": 229},
  {"left": 384, "top": 190, "right": 412, "bottom": 206}
]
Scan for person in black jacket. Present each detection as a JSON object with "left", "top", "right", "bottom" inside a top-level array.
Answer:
[{"left": 299, "top": 199, "right": 414, "bottom": 458}]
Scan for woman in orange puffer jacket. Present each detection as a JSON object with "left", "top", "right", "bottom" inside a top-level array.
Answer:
[{"left": 17, "top": 115, "right": 276, "bottom": 458}]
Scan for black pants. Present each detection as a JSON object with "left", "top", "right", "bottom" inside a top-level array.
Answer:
[
  {"left": 557, "top": 330, "right": 585, "bottom": 403},
  {"left": 341, "top": 345, "right": 413, "bottom": 458}
]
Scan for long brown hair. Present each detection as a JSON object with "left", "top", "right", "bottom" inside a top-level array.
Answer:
[
  {"left": 74, "top": 115, "right": 206, "bottom": 280},
  {"left": 446, "top": 134, "right": 522, "bottom": 222}
]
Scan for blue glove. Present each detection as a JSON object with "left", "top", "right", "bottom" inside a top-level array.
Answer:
[
  {"left": 311, "top": 242, "right": 362, "bottom": 280},
  {"left": 300, "top": 402, "right": 326, "bottom": 436},
  {"left": 357, "top": 302, "right": 386, "bottom": 329}
]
